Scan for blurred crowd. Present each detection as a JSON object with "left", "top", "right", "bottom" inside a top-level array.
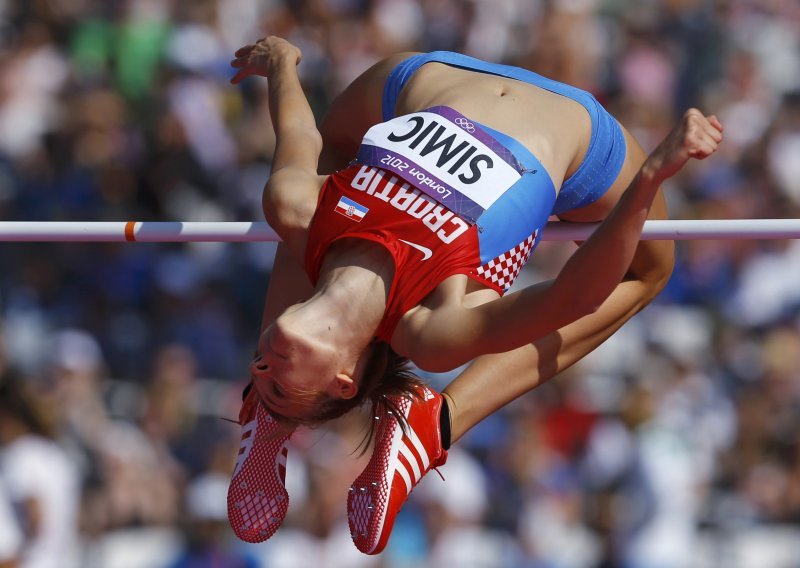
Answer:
[{"left": 0, "top": 0, "right": 799, "bottom": 566}]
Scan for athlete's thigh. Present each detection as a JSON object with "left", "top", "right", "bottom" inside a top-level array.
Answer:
[{"left": 463, "top": 280, "right": 502, "bottom": 308}]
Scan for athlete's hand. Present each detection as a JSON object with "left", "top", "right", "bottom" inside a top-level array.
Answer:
[
  {"left": 643, "top": 108, "right": 724, "bottom": 184},
  {"left": 230, "top": 36, "right": 302, "bottom": 84}
]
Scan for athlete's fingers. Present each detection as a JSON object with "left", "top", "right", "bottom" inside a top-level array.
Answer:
[
  {"left": 682, "top": 120, "right": 718, "bottom": 158},
  {"left": 682, "top": 112, "right": 723, "bottom": 152},
  {"left": 688, "top": 136, "right": 718, "bottom": 159},
  {"left": 707, "top": 114, "right": 724, "bottom": 133},
  {"left": 700, "top": 115, "right": 724, "bottom": 143},
  {"left": 234, "top": 44, "right": 256, "bottom": 57},
  {"left": 708, "top": 124, "right": 724, "bottom": 143}
]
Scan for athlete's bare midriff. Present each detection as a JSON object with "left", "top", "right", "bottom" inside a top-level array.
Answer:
[{"left": 394, "top": 62, "right": 592, "bottom": 191}]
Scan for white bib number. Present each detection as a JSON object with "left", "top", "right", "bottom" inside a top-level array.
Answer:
[{"left": 356, "top": 107, "right": 523, "bottom": 223}]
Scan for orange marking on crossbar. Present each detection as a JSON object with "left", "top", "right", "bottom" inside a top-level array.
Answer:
[{"left": 125, "top": 221, "right": 136, "bottom": 242}]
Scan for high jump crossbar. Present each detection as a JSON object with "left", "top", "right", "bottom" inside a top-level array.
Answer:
[{"left": 0, "top": 219, "right": 798, "bottom": 242}]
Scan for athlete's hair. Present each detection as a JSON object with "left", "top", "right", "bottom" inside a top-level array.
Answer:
[{"left": 261, "top": 341, "right": 425, "bottom": 450}]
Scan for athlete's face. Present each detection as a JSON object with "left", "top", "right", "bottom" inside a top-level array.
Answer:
[{"left": 250, "top": 318, "right": 358, "bottom": 421}]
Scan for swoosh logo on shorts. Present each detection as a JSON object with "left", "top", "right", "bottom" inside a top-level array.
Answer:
[{"left": 399, "top": 239, "right": 433, "bottom": 261}]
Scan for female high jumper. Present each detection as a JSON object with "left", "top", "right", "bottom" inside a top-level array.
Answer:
[{"left": 226, "top": 36, "right": 723, "bottom": 554}]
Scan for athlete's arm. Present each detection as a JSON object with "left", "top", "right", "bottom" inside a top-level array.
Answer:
[
  {"left": 259, "top": 242, "right": 315, "bottom": 332},
  {"left": 231, "top": 36, "right": 326, "bottom": 262},
  {"left": 405, "top": 109, "right": 724, "bottom": 371},
  {"left": 250, "top": 51, "right": 412, "bottom": 354}
]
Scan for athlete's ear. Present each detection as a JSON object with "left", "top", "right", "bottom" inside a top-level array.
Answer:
[{"left": 330, "top": 373, "right": 358, "bottom": 400}]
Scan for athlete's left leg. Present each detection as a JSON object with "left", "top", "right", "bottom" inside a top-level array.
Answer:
[{"left": 442, "top": 123, "right": 675, "bottom": 443}]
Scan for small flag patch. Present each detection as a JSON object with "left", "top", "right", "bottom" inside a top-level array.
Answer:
[{"left": 334, "top": 196, "right": 368, "bottom": 221}]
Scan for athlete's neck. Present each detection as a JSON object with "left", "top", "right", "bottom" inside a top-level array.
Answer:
[{"left": 307, "top": 239, "right": 394, "bottom": 352}]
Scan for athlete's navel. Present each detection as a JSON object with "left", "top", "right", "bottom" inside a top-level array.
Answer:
[{"left": 497, "top": 89, "right": 517, "bottom": 103}]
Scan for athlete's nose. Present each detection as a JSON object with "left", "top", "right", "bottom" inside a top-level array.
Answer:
[{"left": 250, "top": 356, "right": 270, "bottom": 377}]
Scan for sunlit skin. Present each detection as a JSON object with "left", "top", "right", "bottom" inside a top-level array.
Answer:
[
  {"left": 249, "top": 322, "right": 352, "bottom": 419},
  {"left": 248, "top": 243, "right": 390, "bottom": 417},
  {"left": 233, "top": 37, "right": 723, "bottom": 428}
]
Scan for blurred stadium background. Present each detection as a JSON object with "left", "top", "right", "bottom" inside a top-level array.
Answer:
[{"left": 0, "top": 0, "right": 799, "bottom": 567}]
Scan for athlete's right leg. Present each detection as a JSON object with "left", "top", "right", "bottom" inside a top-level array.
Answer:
[
  {"left": 228, "top": 243, "right": 314, "bottom": 542},
  {"left": 227, "top": 383, "right": 294, "bottom": 542}
]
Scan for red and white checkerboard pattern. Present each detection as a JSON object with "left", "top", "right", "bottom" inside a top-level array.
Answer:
[{"left": 475, "top": 231, "right": 538, "bottom": 291}]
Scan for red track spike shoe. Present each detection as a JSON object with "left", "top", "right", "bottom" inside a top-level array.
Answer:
[
  {"left": 347, "top": 385, "right": 448, "bottom": 554},
  {"left": 227, "top": 385, "right": 294, "bottom": 543}
]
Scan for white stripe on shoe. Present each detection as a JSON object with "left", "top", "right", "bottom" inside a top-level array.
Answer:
[
  {"left": 395, "top": 455, "right": 413, "bottom": 495},
  {"left": 399, "top": 442, "right": 422, "bottom": 482},
  {"left": 233, "top": 419, "right": 257, "bottom": 477},
  {"left": 406, "top": 426, "right": 431, "bottom": 471},
  {"left": 393, "top": 426, "right": 438, "bottom": 496},
  {"left": 357, "top": 403, "right": 410, "bottom": 552}
]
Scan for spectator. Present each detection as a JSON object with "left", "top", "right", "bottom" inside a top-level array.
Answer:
[
  {"left": 0, "top": 477, "right": 23, "bottom": 567},
  {"left": 167, "top": 472, "right": 258, "bottom": 568},
  {"left": 0, "top": 375, "right": 80, "bottom": 568}
]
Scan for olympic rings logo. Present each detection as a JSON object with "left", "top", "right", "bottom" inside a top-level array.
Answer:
[{"left": 454, "top": 117, "right": 475, "bottom": 133}]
